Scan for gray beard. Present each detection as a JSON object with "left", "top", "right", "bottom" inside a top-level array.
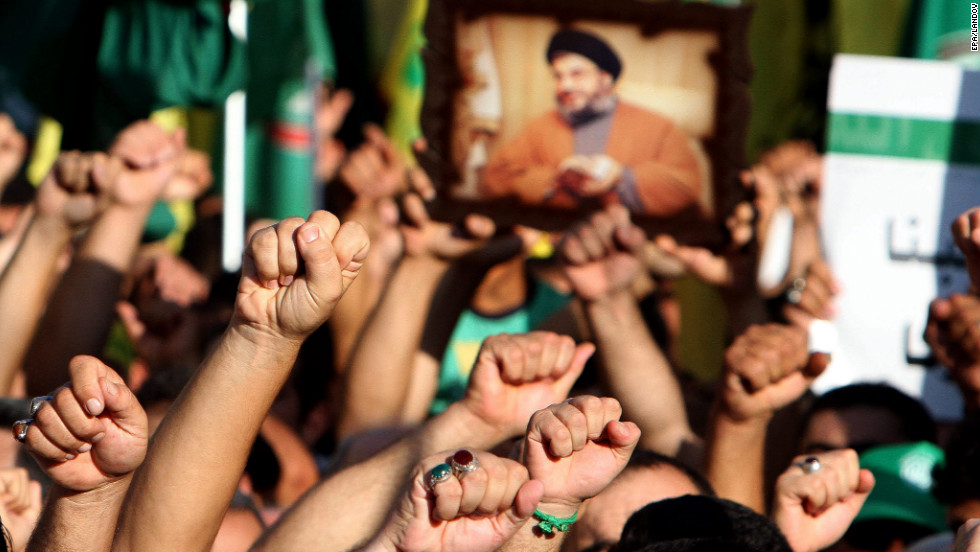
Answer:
[{"left": 558, "top": 94, "right": 618, "bottom": 127}]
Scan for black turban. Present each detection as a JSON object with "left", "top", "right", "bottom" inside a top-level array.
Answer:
[{"left": 546, "top": 29, "right": 622, "bottom": 81}]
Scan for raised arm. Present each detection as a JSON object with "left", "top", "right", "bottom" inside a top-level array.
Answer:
[
  {"left": 112, "top": 211, "right": 368, "bottom": 552},
  {"left": 20, "top": 355, "right": 148, "bottom": 552},
  {"left": 953, "top": 206, "right": 980, "bottom": 293},
  {"left": 925, "top": 293, "right": 980, "bottom": 413},
  {"left": 23, "top": 121, "right": 182, "bottom": 396},
  {"left": 0, "top": 152, "right": 121, "bottom": 395},
  {"left": 771, "top": 449, "right": 874, "bottom": 552},
  {"left": 337, "top": 192, "right": 499, "bottom": 439},
  {"left": 252, "top": 331, "right": 590, "bottom": 552},
  {"left": 705, "top": 324, "right": 827, "bottom": 513},
  {"left": 560, "top": 204, "right": 700, "bottom": 460},
  {"left": 500, "top": 396, "right": 641, "bottom": 552}
]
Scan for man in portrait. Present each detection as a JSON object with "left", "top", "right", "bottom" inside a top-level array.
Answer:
[{"left": 481, "top": 28, "right": 703, "bottom": 216}]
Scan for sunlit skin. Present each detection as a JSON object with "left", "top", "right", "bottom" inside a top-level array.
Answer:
[{"left": 551, "top": 52, "right": 614, "bottom": 115}]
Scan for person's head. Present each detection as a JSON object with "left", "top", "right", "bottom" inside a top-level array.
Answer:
[
  {"left": 566, "top": 451, "right": 715, "bottom": 552},
  {"left": 609, "top": 495, "right": 792, "bottom": 552},
  {"left": 800, "top": 383, "right": 936, "bottom": 454},
  {"left": 932, "top": 412, "right": 980, "bottom": 533},
  {"left": 546, "top": 29, "right": 621, "bottom": 120}
]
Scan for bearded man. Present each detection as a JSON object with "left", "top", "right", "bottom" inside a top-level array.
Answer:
[{"left": 482, "top": 28, "right": 702, "bottom": 216}]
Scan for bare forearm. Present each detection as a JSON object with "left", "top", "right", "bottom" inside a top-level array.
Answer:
[
  {"left": 24, "top": 205, "right": 153, "bottom": 395},
  {"left": 29, "top": 476, "right": 132, "bottom": 552},
  {"left": 253, "top": 402, "right": 503, "bottom": 552},
  {"left": 113, "top": 326, "right": 301, "bottom": 552},
  {"left": 338, "top": 256, "right": 448, "bottom": 439},
  {"left": 704, "top": 409, "right": 768, "bottom": 513},
  {"left": 498, "top": 505, "right": 577, "bottom": 552},
  {"left": 0, "top": 213, "right": 72, "bottom": 394},
  {"left": 585, "top": 291, "right": 698, "bottom": 457}
]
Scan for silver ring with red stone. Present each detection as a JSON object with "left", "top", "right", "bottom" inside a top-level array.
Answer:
[
  {"left": 449, "top": 449, "right": 480, "bottom": 480},
  {"left": 12, "top": 419, "right": 32, "bottom": 444}
]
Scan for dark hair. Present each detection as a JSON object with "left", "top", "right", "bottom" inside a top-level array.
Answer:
[
  {"left": 610, "top": 495, "right": 792, "bottom": 552},
  {"left": 933, "top": 411, "right": 980, "bottom": 506},
  {"left": 803, "top": 383, "right": 936, "bottom": 445},
  {"left": 842, "top": 520, "right": 935, "bottom": 550},
  {"left": 625, "top": 449, "right": 716, "bottom": 497},
  {"left": 134, "top": 364, "right": 195, "bottom": 408}
]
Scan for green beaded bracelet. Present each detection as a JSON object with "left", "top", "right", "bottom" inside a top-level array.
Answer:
[{"left": 533, "top": 509, "right": 578, "bottom": 534}]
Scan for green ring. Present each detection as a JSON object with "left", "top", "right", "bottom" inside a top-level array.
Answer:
[{"left": 428, "top": 463, "right": 453, "bottom": 488}]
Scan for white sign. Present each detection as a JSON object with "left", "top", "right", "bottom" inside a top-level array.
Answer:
[{"left": 818, "top": 55, "right": 980, "bottom": 421}]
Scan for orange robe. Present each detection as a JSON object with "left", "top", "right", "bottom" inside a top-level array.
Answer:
[{"left": 482, "top": 102, "right": 702, "bottom": 216}]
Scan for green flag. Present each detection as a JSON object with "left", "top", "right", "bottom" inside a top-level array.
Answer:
[{"left": 244, "top": 0, "right": 337, "bottom": 220}]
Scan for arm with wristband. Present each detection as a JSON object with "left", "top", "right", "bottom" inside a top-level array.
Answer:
[{"left": 499, "top": 396, "right": 640, "bottom": 551}]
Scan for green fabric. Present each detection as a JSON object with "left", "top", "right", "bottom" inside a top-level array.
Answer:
[
  {"left": 745, "top": 0, "right": 918, "bottom": 158},
  {"left": 827, "top": 113, "right": 980, "bottom": 165},
  {"left": 93, "top": 0, "right": 246, "bottom": 147},
  {"left": 903, "top": 0, "right": 980, "bottom": 68},
  {"left": 429, "top": 280, "right": 571, "bottom": 415},
  {"left": 142, "top": 201, "right": 178, "bottom": 243},
  {"left": 856, "top": 442, "right": 947, "bottom": 532},
  {"left": 832, "top": 0, "right": 912, "bottom": 56},
  {"left": 380, "top": 0, "right": 427, "bottom": 162},
  {"left": 98, "top": 0, "right": 247, "bottom": 112},
  {"left": 240, "top": 0, "right": 337, "bottom": 220}
]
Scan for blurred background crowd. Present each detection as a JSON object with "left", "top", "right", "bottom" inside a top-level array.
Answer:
[{"left": 0, "top": 0, "right": 978, "bottom": 551}]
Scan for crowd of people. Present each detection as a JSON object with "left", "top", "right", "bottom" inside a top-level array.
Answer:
[{"left": 0, "top": 12, "right": 978, "bottom": 552}]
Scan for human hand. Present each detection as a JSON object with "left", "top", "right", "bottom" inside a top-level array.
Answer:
[
  {"left": 107, "top": 120, "right": 184, "bottom": 209},
  {"left": 459, "top": 332, "right": 593, "bottom": 442},
  {"left": 952, "top": 207, "right": 980, "bottom": 292},
  {"left": 315, "top": 88, "right": 353, "bottom": 182},
  {"left": 35, "top": 151, "right": 123, "bottom": 229},
  {"left": 234, "top": 211, "right": 368, "bottom": 344},
  {"left": 399, "top": 193, "right": 501, "bottom": 263},
  {"left": 341, "top": 124, "right": 434, "bottom": 201},
  {"left": 522, "top": 396, "right": 641, "bottom": 518},
  {"left": 0, "top": 467, "right": 42, "bottom": 552},
  {"left": 556, "top": 155, "right": 620, "bottom": 197},
  {"left": 559, "top": 204, "right": 646, "bottom": 301},
  {"left": 17, "top": 355, "right": 148, "bottom": 492},
  {"left": 720, "top": 324, "right": 828, "bottom": 423},
  {"left": 650, "top": 169, "right": 765, "bottom": 289},
  {"left": 772, "top": 449, "right": 875, "bottom": 552},
  {"left": 581, "top": 154, "right": 624, "bottom": 195},
  {"left": 0, "top": 113, "right": 27, "bottom": 191},
  {"left": 371, "top": 450, "right": 543, "bottom": 552},
  {"left": 925, "top": 294, "right": 980, "bottom": 408},
  {"left": 161, "top": 148, "right": 213, "bottom": 201},
  {"left": 782, "top": 260, "right": 841, "bottom": 327},
  {"left": 759, "top": 140, "right": 823, "bottom": 216}
]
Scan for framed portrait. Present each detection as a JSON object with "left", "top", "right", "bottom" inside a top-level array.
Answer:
[{"left": 419, "top": 0, "right": 753, "bottom": 239}]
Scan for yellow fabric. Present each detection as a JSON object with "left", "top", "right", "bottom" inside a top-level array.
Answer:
[{"left": 26, "top": 117, "right": 62, "bottom": 186}]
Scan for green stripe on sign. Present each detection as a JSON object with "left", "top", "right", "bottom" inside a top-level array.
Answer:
[{"left": 827, "top": 113, "right": 980, "bottom": 165}]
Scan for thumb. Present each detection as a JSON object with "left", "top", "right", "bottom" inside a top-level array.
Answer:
[
  {"left": 552, "top": 343, "right": 593, "bottom": 398},
  {"left": 506, "top": 479, "right": 543, "bottom": 525},
  {"left": 100, "top": 377, "right": 146, "bottom": 431},
  {"left": 605, "top": 420, "right": 641, "bottom": 451},
  {"left": 332, "top": 221, "right": 371, "bottom": 294}
]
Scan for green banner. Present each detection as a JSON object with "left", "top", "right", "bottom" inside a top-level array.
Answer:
[{"left": 827, "top": 113, "right": 980, "bottom": 165}]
